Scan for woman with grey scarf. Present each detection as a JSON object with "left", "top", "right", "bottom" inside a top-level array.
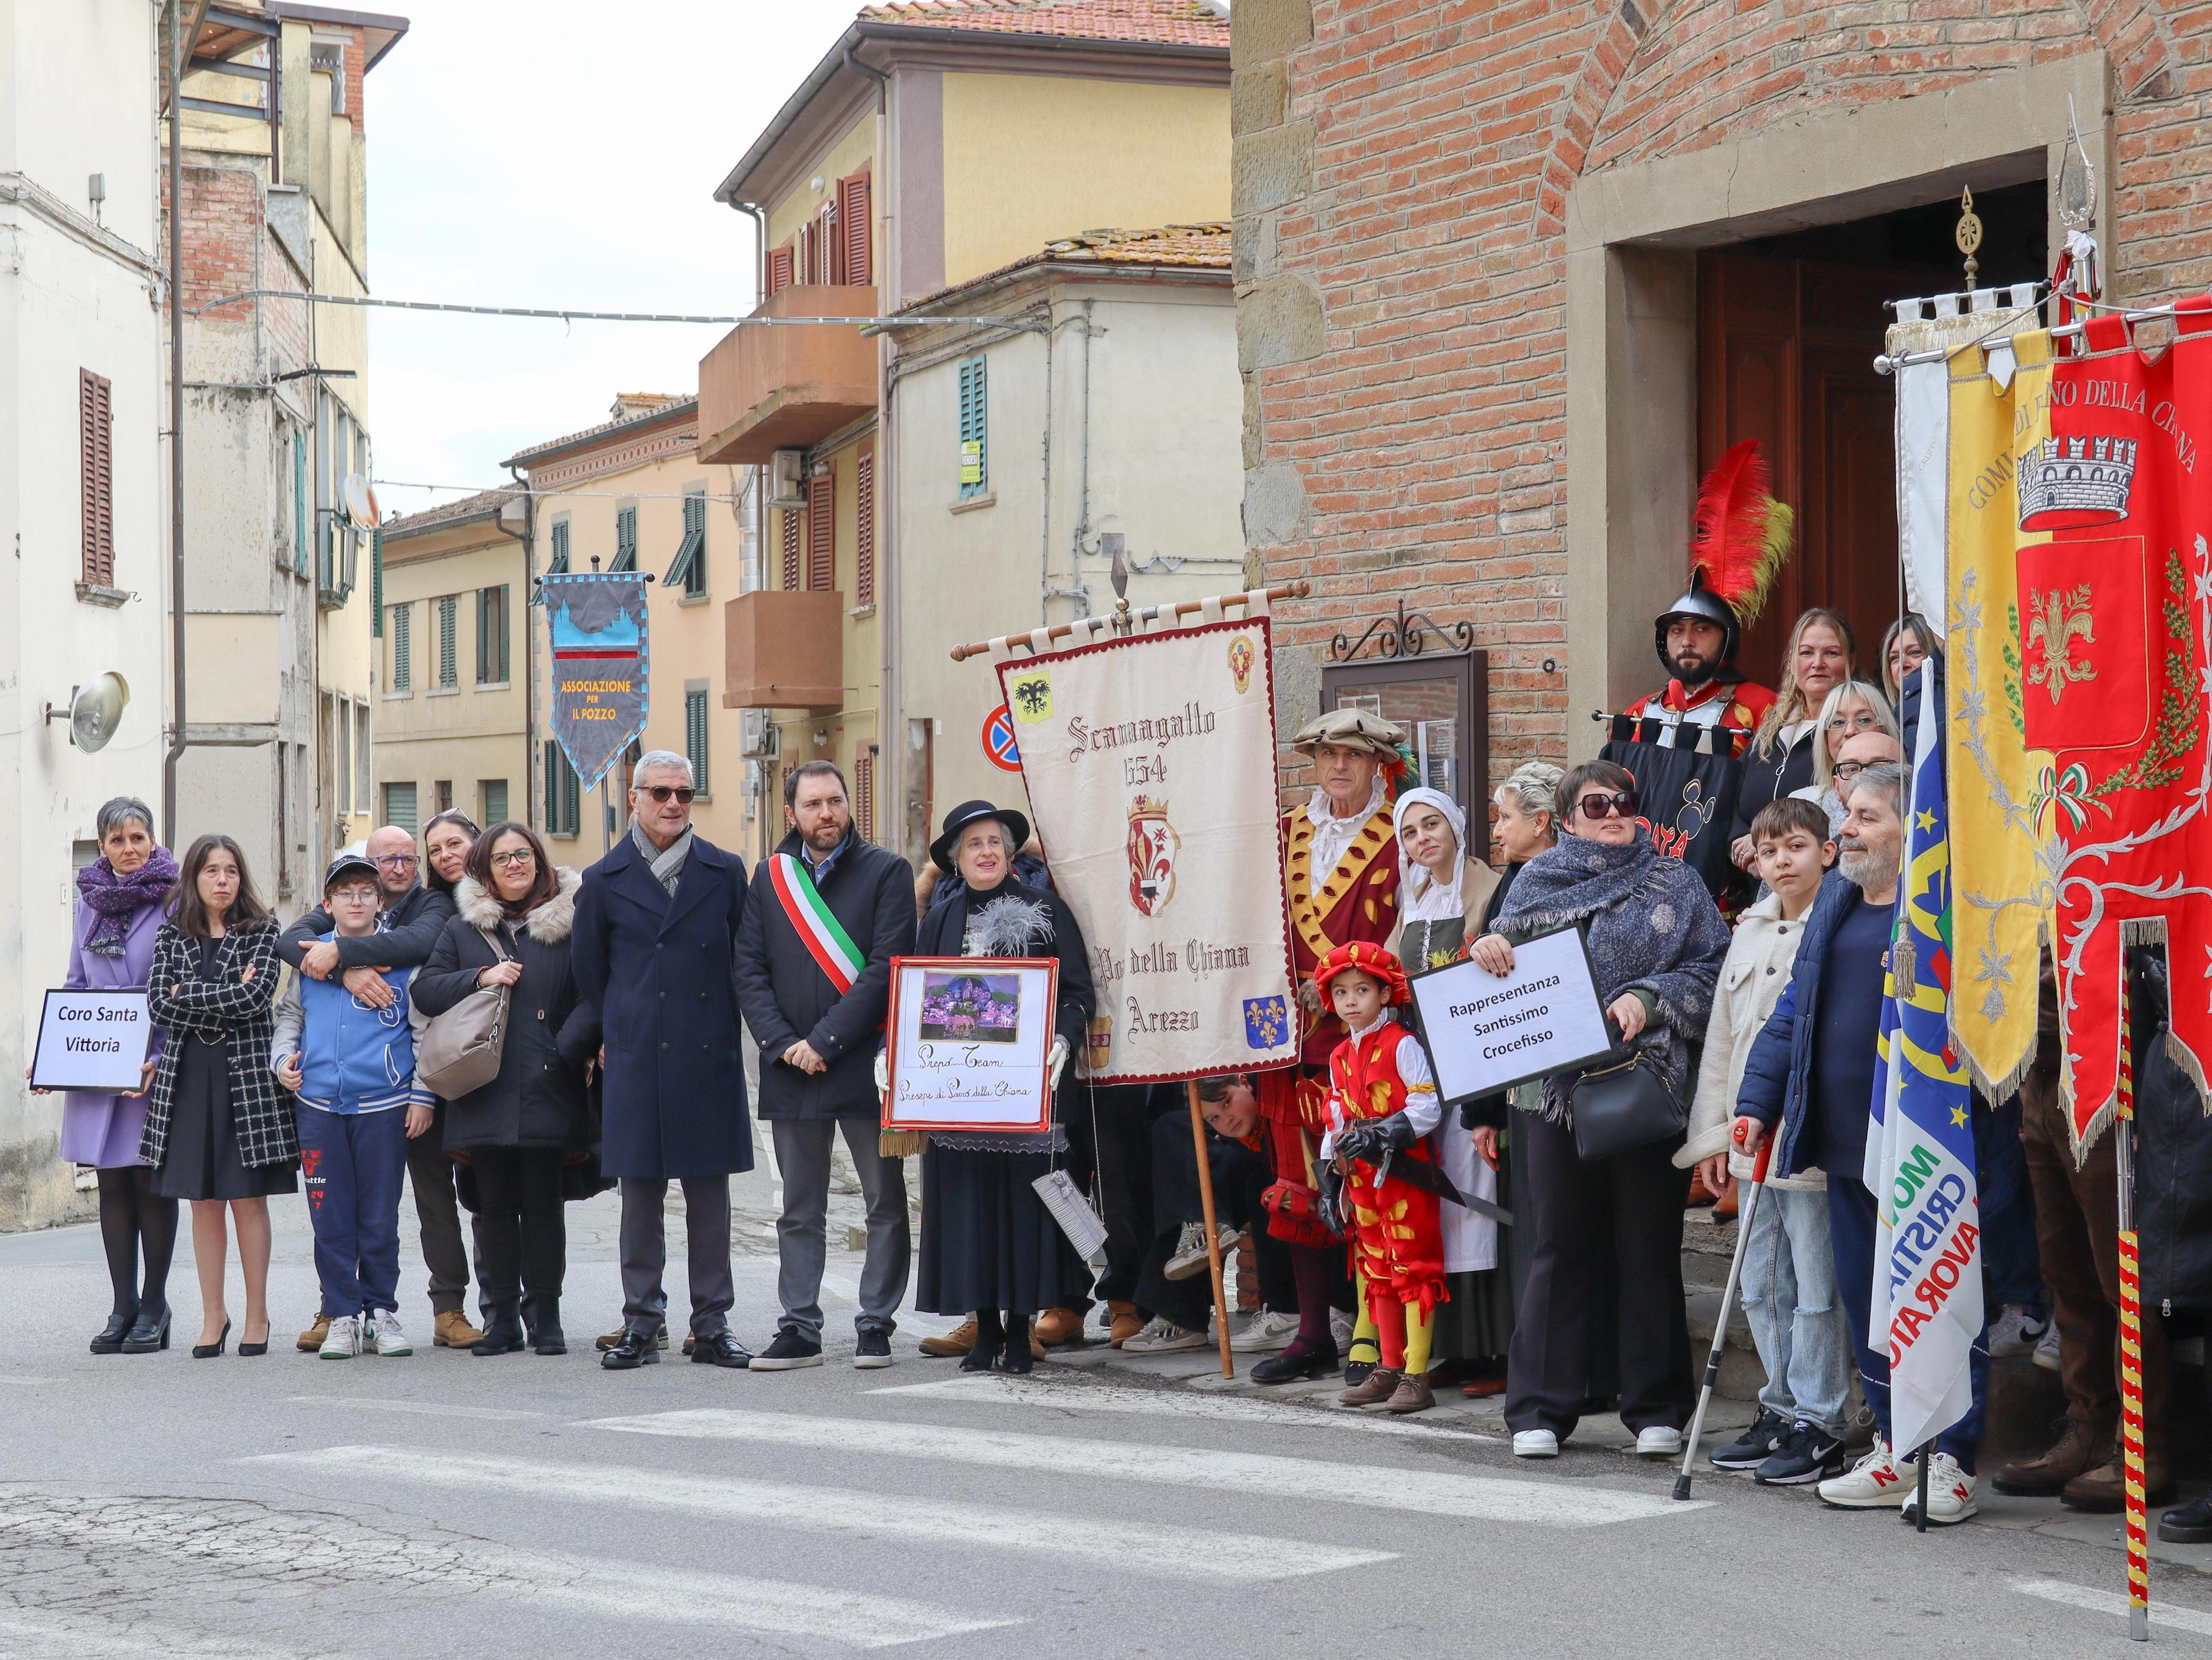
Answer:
[{"left": 1467, "top": 759, "right": 1728, "bottom": 1461}]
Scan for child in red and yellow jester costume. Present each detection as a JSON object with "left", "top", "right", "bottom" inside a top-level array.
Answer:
[{"left": 1314, "top": 942, "right": 1447, "bottom": 1414}]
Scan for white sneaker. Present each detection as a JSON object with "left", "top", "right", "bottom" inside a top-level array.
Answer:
[
  {"left": 319, "top": 1314, "right": 362, "bottom": 1360},
  {"left": 366, "top": 1309, "right": 411, "bottom": 1356},
  {"left": 1987, "top": 1304, "right": 2049, "bottom": 1359},
  {"left": 1121, "top": 1317, "right": 1211, "bottom": 1354},
  {"left": 1329, "top": 1308, "right": 1355, "bottom": 1351},
  {"left": 1635, "top": 1426, "right": 1683, "bottom": 1458},
  {"left": 2033, "top": 1321, "right": 2062, "bottom": 1372},
  {"left": 1899, "top": 1452, "right": 1979, "bottom": 1526},
  {"left": 1512, "top": 1429, "right": 1560, "bottom": 1459},
  {"left": 1164, "top": 1221, "right": 1240, "bottom": 1281},
  {"left": 1817, "top": 1437, "right": 1917, "bottom": 1508},
  {"left": 1229, "top": 1309, "right": 1301, "bottom": 1354}
]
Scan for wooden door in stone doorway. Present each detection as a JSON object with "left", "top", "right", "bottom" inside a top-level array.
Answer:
[{"left": 1698, "top": 251, "right": 1922, "bottom": 688}]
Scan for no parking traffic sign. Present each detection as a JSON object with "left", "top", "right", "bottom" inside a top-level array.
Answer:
[{"left": 983, "top": 704, "right": 1021, "bottom": 772}]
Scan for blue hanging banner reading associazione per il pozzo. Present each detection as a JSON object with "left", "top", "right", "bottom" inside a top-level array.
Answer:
[{"left": 545, "top": 572, "right": 650, "bottom": 790}]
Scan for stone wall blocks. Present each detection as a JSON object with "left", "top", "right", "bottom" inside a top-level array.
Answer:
[
  {"left": 1237, "top": 273, "right": 1326, "bottom": 370},
  {"left": 1243, "top": 462, "right": 1312, "bottom": 549},
  {"left": 1231, "top": 0, "right": 1314, "bottom": 69},
  {"left": 1232, "top": 61, "right": 1290, "bottom": 134},
  {"left": 1232, "top": 121, "right": 1317, "bottom": 217}
]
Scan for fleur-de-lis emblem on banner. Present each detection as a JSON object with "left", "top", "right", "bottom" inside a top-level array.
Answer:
[{"left": 2025, "top": 584, "right": 2098, "bottom": 706}]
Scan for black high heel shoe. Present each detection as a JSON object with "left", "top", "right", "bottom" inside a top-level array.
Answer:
[
  {"left": 238, "top": 1320, "right": 270, "bottom": 1358},
  {"left": 192, "top": 1318, "right": 231, "bottom": 1359},
  {"left": 960, "top": 1337, "right": 1004, "bottom": 1372},
  {"left": 119, "top": 1306, "right": 170, "bottom": 1354},
  {"left": 91, "top": 1306, "right": 138, "bottom": 1355}
]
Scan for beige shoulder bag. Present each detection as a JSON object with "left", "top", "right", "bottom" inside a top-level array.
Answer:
[{"left": 416, "top": 927, "right": 513, "bottom": 1101}]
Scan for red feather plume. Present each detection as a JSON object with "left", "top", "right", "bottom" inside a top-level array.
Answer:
[{"left": 1689, "top": 440, "right": 1793, "bottom": 627}]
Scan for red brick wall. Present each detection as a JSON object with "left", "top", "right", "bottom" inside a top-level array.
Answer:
[
  {"left": 169, "top": 166, "right": 260, "bottom": 311},
  {"left": 1241, "top": 0, "right": 2209, "bottom": 781}
]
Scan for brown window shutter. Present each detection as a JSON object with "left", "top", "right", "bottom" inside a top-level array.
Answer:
[
  {"left": 780, "top": 505, "right": 801, "bottom": 591},
  {"left": 80, "top": 369, "right": 114, "bottom": 588},
  {"left": 854, "top": 449, "right": 875, "bottom": 609},
  {"left": 854, "top": 754, "right": 875, "bottom": 844},
  {"left": 837, "top": 172, "right": 872, "bottom": 288},
  {"left": 766, "top": 244, "right": 795, "bottom": 297},
  {"left": 806, "top": 470, "right": 833, "bottom": 592},
  {"left": 825, "top": 200, "right": 845, "bottom": 287}
]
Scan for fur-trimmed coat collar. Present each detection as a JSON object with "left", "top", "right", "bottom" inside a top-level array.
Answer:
[{"left": 456, "top": 866, "right": 580, "bottom": 943}]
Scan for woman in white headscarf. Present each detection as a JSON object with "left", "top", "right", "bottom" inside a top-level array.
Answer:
[{"left": 1384, "top": 786, "right": 1509, "bottom": 1390}]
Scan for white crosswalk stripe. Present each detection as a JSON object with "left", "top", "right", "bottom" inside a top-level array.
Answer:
[
  {"left": 874, "top": 1373, "right": 1497, "bottom": 1440},
  {"left": 2013, "top": 1579, "right": 2212, "bottom": 1639},
  {"left": 274, "top": 1444, "right": 1393, "bottom": 1581},
  {"left": 585, "top": 1408, "right": 1709, "bottom": 1527},
  {"left": 285, "top": 1395, "right": 547, "bottom": 1422}
]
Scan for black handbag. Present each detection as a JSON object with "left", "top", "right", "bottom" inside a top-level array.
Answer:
[{"left": 1569, "top": 1046, "right": 1688, "bottom": 1162}]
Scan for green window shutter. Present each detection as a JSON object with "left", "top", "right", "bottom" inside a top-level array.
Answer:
[
  {"left": 483, "top": 779, "right": 509, "bottom": 824},
  {"left": 666, "top": 490, "right": 708, "bottom": 595},
  {"left": 372, "top": 527, "right": 384, "bottom": 634},
  {"left": 685, "top": 687, "right": 710, "bottom": 796},
  {"left": 957, "top": 357, "right": 988, "bottom": 498},
  {"left": 294, "top": 433, "right": 309, "bottom": 573},
  {"left": 498, "top": 583, "right": 511, "bottom": 681},
  {"left": 542, "top": 740, "right": 558, "bottom": 829},
  {"left": 383, "top": 781, "right": 418, "bottom": 836},
  {"left": 612, "top": 506, "right": 638, "bottom": 572},
  {"left": 549, "top": 519, "right": 570, "bottom": 575},
  {"left": 390, "top": 602, "right": 411, "bottom": 690},
  {"left": 564, "top": 750, "right": 580, "bottom": 831},
  {"left": 475, "top": 587, "right": 488, "bottom": 683},
  {"left": 437, "top": 595, "right": 457, "bottom": 688}
]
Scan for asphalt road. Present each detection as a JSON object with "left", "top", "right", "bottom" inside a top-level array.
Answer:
[{"left": 3, "top": 1163, "right": 2210, "bottom": 1660}]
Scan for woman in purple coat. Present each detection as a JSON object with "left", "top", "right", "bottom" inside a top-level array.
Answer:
[{"left": 43, "top": 798, "right": 180, "bottom": 1353}]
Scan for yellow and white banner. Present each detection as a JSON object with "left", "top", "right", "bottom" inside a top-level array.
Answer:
[{"left": 992, "top": 598, "right": 1298, "bottom": 1083}]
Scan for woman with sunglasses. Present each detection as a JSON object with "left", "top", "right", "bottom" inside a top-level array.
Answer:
[
  {"left": 1467, "top": 759, "right": 1730, "bottom": 1460},
  {"left": 413, "top": 822, "right": 598, "bottom": 1356}
]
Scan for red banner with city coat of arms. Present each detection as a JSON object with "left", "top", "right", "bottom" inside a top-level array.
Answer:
[
  {"left": 990, "top": 602, "right": 1299, "bottom": 1084},
  {"left": 2030, "top": 306, "right": 2212, "bottom": 1150}
]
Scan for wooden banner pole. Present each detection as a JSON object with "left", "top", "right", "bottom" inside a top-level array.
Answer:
[
  {"left": 948, "top": 580, "right": 1311, "bottom": 661},
  {"left": 1187, "top": 1079, "right": 1234, "bottom": 1380}
]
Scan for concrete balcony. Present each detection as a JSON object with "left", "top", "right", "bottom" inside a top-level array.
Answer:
[
  {"left": 697, "top": 285, "right": 878, "bottom": 466},
  {"left": 724, "top": 588, "right": 844, "bottom": 709}
]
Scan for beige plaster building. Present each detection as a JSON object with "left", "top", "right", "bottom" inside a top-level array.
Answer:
[
  {"left": 373, "top": 489, "right": 531, "bottom": 837},
  {"left": 504, "top": 396, "right": 759, "bottom": 856}
]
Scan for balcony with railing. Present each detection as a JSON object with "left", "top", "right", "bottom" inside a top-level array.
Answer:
[{"left": 697, "top": 285, "right": 878, "bottom": 466}]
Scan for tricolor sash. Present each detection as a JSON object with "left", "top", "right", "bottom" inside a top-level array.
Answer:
[{"left": 769, "top": 854, "right": 864, "bottom": 994}]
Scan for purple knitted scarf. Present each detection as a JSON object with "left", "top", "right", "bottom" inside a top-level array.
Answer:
[{"left": 76, "top": 848, "right": 179, "bottom": 957}]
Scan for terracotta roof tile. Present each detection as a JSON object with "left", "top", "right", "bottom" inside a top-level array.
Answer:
[
  {"left": 502, "top": 395, "right": 698, "bottom": 470},
  {"left": 384, "top": 487, "right": 521, "bottom": 535},
  {"left": 898, "top": 223, "right": 1229, "bottom": 311},
  {"left": 858, "top": 0, "right": 1228, "bottom": 49}
]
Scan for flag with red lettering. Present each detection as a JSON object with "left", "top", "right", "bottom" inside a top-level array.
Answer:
[
  {"left": 2027, "top": 309, "right": 2212, "bottom": 1154},
  {"left": 1867, "top": 672, "right": 1980, "bottom": 1458}
]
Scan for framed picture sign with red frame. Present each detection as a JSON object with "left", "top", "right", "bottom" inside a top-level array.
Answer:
[{"left": 883, "top": 956, "right": 1060, "bottom": 1135}]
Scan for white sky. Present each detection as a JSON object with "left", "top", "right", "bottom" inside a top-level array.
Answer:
[{"left": 364, "top": 0, "right": 859, "bottom": 514}]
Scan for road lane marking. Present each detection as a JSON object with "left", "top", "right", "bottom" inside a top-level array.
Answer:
[
  {"left": 2013, "top": 1579, "right": 2212, "bottom": 1638},
  {"left": 0, "top": 1612, "right": 298, "bottom": 1659},
  {"left": 583, "top": 1409, "right": 1706, "bottom": 1527},
  {"left": 284, "top": 1396, "right": 546, "bottom": 1422},
  {"left": 269, "top": 1444, "right": 1391, "bottom": 1581},
  {"left": 873, "top": 1374, "right": 1497, "bottom": 1440}
]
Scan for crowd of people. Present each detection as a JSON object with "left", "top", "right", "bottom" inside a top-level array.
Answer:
[{"left": 31, "top": 581, "right": 2212, "bottom": 1543}]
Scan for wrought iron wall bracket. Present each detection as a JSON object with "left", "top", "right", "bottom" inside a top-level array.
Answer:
[{"left": 1327, "top": 599, "right": 1474, "bottom": 662}]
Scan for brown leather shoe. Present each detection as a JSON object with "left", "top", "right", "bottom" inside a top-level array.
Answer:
[
  {"left": 1032, "top": 1307, "right": 1084, "bottom": 1348},
  {"left": 1339, "top": 1365, "right": 1402, "bottom": 1407},
  {"left": 919, "top": 1317, "right": 978, "bottom": 1358},
  {"left": 1991, "top": 1417, "right": 2109, "bottom": 1496},
  {"left": 2062, "top": 1452, "right": 2176, "bottom": 1513},
  {"left": 596, "top": 1322, "right": 670, "bottom": 1353},
  {"left": 1385, "top": 1372, "right": 1437, "bottom": 1414},
  {"left": 1108, "top": 1301, "right": 1144, "bottom": 1348},
  {"left": 296, "top": 1314, "right": 330, "bottom": 1353},
  {"left": 434, "top": 1310, "right": 484, "bottom": 1349}
]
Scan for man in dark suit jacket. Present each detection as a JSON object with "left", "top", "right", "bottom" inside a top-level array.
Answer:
[
  {"left": 572, "top": 751, "right": 754, "bottom": 1370},
  {"left": 733, "top": 760, "right": 917, "bottom": 1370},
  {"left": 276, "top": 822, "right": 472, "bottom": 1352}
]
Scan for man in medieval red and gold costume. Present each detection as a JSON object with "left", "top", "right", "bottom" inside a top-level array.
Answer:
[{"left": 1250, "top": 706, "right": 1403, "bottom": 1386}]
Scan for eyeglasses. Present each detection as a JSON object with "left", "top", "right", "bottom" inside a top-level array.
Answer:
[
  {"left": 1577, "top": 791, "right": 1636, "bottom": 821},
  {"left": 488, "top": 848, "right": 538, "bottom": 868},
  {"left": 373, "top": 853, "right": 419, "bottom": 869},
  {"left": 640, "top": 785, "right": 695, "bottom": 805},
  {"left": 1833, "top": 760, "right": 1870, "bottom": 781}
]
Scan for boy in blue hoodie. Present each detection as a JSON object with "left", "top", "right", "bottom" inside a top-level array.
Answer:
[{"left": 273, "top": 852, "right": 434, "bottom": 1359}]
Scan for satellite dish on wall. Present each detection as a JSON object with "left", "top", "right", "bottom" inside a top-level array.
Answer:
[
  {"left": 342, "top": 473, "right": 379, "bottom": 529},
  {"left": 69, "top": 672, "right": 130, "bottom": 753}
]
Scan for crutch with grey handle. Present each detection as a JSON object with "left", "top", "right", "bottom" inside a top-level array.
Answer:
[{"left": 1674, "top": 1119, "right": 1771, "bottom": 1501}]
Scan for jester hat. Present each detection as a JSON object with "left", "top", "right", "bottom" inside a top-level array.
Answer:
[{"left": 1312, "top": 941, "right": 1411, "bottom": 1006}]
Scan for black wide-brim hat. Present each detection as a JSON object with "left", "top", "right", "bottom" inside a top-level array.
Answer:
[{"left": 931, "top": 798, "right": 1031, "bottom": 875}]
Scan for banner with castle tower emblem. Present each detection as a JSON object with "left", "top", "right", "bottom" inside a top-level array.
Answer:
[
  {"left": 2029, "top": 309, "right": 2212, "bottom": 1152},
  {"left": 988, "top": 599, "right": 1298, "bottom": 1083}
]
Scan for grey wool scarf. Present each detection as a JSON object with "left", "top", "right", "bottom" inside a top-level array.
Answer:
[
  {"left": 632, "top": 821, "right": 693, "bottom": 896},
  {"left": 1495, "top": 824, "right": 1729, "bottom": 1125}
]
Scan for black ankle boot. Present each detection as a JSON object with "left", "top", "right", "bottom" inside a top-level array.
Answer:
[
  {"left": 1000, "top": 1314, "right": 1035, "bottom": 1375},
  {"left": 961, "top": 1311, "right": 1004, "bottom": 1372},
  {"left": 472, "top": 1302, "right": 526, "bottom": 1356},
  {"left": 92, "top": 1304, "right": 138, "bottom": 1355},
  {"left": 527, "top": 1296, "right": 566, "bottom": 1356}
]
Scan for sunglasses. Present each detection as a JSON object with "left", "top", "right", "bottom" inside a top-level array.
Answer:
[
  {"left": 488, "top": 848, "right": 538, "bottom": 868},
  {"left": 640, "top": 785, "right": 696, "bottom": 805},
  {"left": 1577, "top": 791, "right": 1636, "bottom": 821}
]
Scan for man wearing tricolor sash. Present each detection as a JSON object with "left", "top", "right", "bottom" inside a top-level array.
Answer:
[{"left": 734, "top": 760, "right": 919, "bottom": 1371}]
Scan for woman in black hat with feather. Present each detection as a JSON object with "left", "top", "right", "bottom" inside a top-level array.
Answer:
[{"left": 912, "top": 801, "right": 1095, "bottom": 1371}]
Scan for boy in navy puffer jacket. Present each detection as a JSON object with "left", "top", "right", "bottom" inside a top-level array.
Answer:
[{"left": 273, "top": 853, "right": 434, "bottom": 1358}]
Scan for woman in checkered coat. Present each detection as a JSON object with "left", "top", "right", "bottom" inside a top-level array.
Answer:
[{"left": 140, "top": 834, "right": 297, "bottom": 1357}]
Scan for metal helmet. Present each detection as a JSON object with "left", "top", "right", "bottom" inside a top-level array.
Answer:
[{"left": 1652, "top": 572, "right": 1740, "bottom": 678}]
